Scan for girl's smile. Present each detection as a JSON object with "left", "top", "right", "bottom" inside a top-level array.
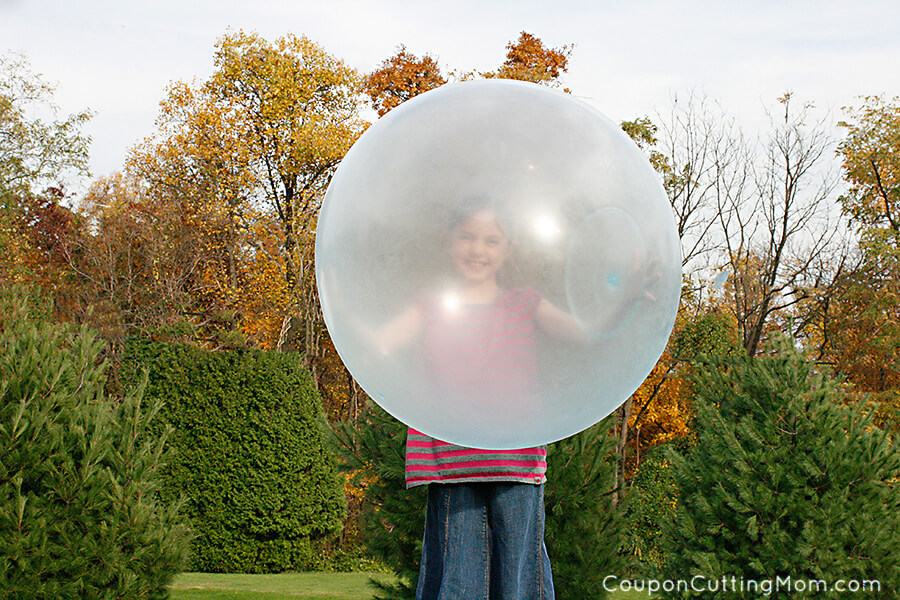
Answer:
[{"left": 450, "top": 209, "right": 511, "bottom": 287}]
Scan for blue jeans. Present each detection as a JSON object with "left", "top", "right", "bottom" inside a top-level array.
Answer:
[{"left": 415, "top": 482, "right": 555, "bottom": 600}]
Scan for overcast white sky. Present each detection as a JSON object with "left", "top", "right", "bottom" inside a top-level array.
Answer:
[{"left": 3, "top": 0, "right": 899, "bottom": 184}]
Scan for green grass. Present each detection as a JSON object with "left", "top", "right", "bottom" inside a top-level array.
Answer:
[
  {"left": 612, "top": 590, "right": 660, "bottom": 600},
  {"left": 169, "top": 572, "right": 396, "bottom": 600},
  {"left": 169, "top": 572, "right": 657, "bottom": 600}
]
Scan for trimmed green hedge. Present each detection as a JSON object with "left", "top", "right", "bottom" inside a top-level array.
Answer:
[{"left": 122, "top": 339, "right": 345, "bottom": 573}]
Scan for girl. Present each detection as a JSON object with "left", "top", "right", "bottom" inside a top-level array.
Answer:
[{"left": 376, "top": 201, "right": 587, "bottom": 600}]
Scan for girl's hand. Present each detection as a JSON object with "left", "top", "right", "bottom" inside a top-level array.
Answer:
[{"left": 534, "top": 299, "right": 592, "bottom": 345}]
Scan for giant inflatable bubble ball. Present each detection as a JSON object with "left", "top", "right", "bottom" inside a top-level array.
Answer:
[{"left": 316, "top": 80, "right": 681, "bottom": 449}]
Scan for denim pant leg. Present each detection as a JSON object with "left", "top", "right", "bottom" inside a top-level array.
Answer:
[
  {"left": 416, "top": 483, "right": 554, "bottom": 600},
  {"left": 487, "top": 483, "right": 555, "bottom": 600},
  {"left": 416, "top": 483, "right": 491, "bottom": 600}
]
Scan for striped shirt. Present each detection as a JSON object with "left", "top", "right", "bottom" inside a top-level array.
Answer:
[
  {"left": 406, "top": 429, "right": 547, "bottom": 488},
  {"left": 405, "top": 287, "right": 548, "bottom": 488}
]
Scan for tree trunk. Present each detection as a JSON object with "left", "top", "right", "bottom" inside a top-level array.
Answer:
[{"left": 612, "top": 395, "right": 633, "bottom": 508}]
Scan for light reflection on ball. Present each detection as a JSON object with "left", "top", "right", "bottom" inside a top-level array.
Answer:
[{"left": 316, "top": 80, "right": 680, "bottom": 449}]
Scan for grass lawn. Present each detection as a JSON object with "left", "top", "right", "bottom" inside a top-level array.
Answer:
[
  {"left": 169, "top": 572, "right": 396, "bottom": 600},
  {"left": 169, "top": 572, "right": 656, "bottom": 600}
]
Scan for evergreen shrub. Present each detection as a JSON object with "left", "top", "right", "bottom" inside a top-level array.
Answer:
[
  {"left": 661, "top": 338, "right": 900, "bottom": 599},
  {"left": 544, "top": 419, "right": 624, "bottom": 600},
  {"left": 331, "top": 402, "right": 424, "bottom": 600},
  {"left": 0, "top": 301, "right": 189, "bottom": 599},
  {"left": 619, "top": 444, "right": 679, "bottom": 576},
  {"left": 121, "top": 339, "right": 345, "bottom": 573}
]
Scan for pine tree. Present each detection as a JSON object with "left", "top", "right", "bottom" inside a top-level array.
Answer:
[
  {"left": 544, "top": 419, "right": 625, "bottom": 600},
  {"left": 660, "top": 337, "right": 900, "bottom": 599},
  {"left": 331, "top": 403, "right": 426, "bottom": 600},
  {"left": 619, "top": 444, "right": 680, "bottom": 577},
  {"left": 0, "top": 294, "right": 190, "bottom": 599}
]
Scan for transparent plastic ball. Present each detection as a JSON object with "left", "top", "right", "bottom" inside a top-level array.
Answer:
[{"left": 316, "top": 79, "right": 680, "bottom": 449}]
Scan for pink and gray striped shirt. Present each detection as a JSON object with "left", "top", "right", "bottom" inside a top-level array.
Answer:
[
  {"left": 405, "top": 288, "right": 548, "bottom": 488},
  {"left": 405, "top": 429, "right": 547, "bottom": 487}
]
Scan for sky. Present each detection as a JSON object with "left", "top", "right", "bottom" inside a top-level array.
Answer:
[{"left": 2, "top": 0, "right": 900, "bottom": 186}]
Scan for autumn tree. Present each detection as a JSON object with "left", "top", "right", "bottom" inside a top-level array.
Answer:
[
  {"left": 13, "top": 189, "right": 83, "bottom": 318},
  {"left": 615, "top": 94, "right": 845, "bottom": 503},
  {"left": 490, "top": 32, "right": 572, "bottom": 87},
  {"left": 631, "top": 93, "right": 846, "bottom": 357},
  {"left": 0, "top": 53, "right": 91, "bottom": 296},
  {"left": 128, "top": 32, "right": 366, "bottom": 354},
  {"left": 829, "top": 97, "right": 900, "bottom": 400},
  {"left": 205, "top": 31, "right": 366, "bottom": 277},
  {"left": 362, "top": 32, "right": 572, "bottom": 120},
  {"left": 363, "top": 46, "right": 447, "bottom": 117},
  {"left": 130, "top": 79, "right": 253, "bottom": 303},
  {"left": 64, "top": 172, "right": 231, "bottom": 343},
  {"left": 793, "top": 96, "right": 900, "bottom": 423},
  {"left": 838, "top": 95, "right": 900, "bottom": 240},
  {"left": 692, "top": 94, "right": 842, "bottom": 356},
  {"left": 0, "top": 52, "right": 91, "bottom": 197},
  {"left": 113, "top": 77, "right": 267, "bottom": 348},
  {"left": 202, "top": 31, "right": 368, "bottom": 413},
  {"left": 809, "top": 255, "right": 900, "bottom": 421}
]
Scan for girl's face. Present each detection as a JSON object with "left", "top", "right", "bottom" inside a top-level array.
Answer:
[{"left": 450, "top": 208, "right": 511, "bottom": 286}]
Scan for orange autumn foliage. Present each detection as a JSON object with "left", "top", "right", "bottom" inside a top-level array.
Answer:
[
  {"left": 492, "top": 32, "right": 572, "bottom": 87},
  {"left": 363, "top": 46, "right": 447, "bottom": 117}
]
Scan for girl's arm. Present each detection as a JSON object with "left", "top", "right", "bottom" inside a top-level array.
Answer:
[
  {"left": 371, "top": 304, "right": 424, "bottom": 355},
  {"left": 534, "top": 298, "right": 591, "bottom": 345}
]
